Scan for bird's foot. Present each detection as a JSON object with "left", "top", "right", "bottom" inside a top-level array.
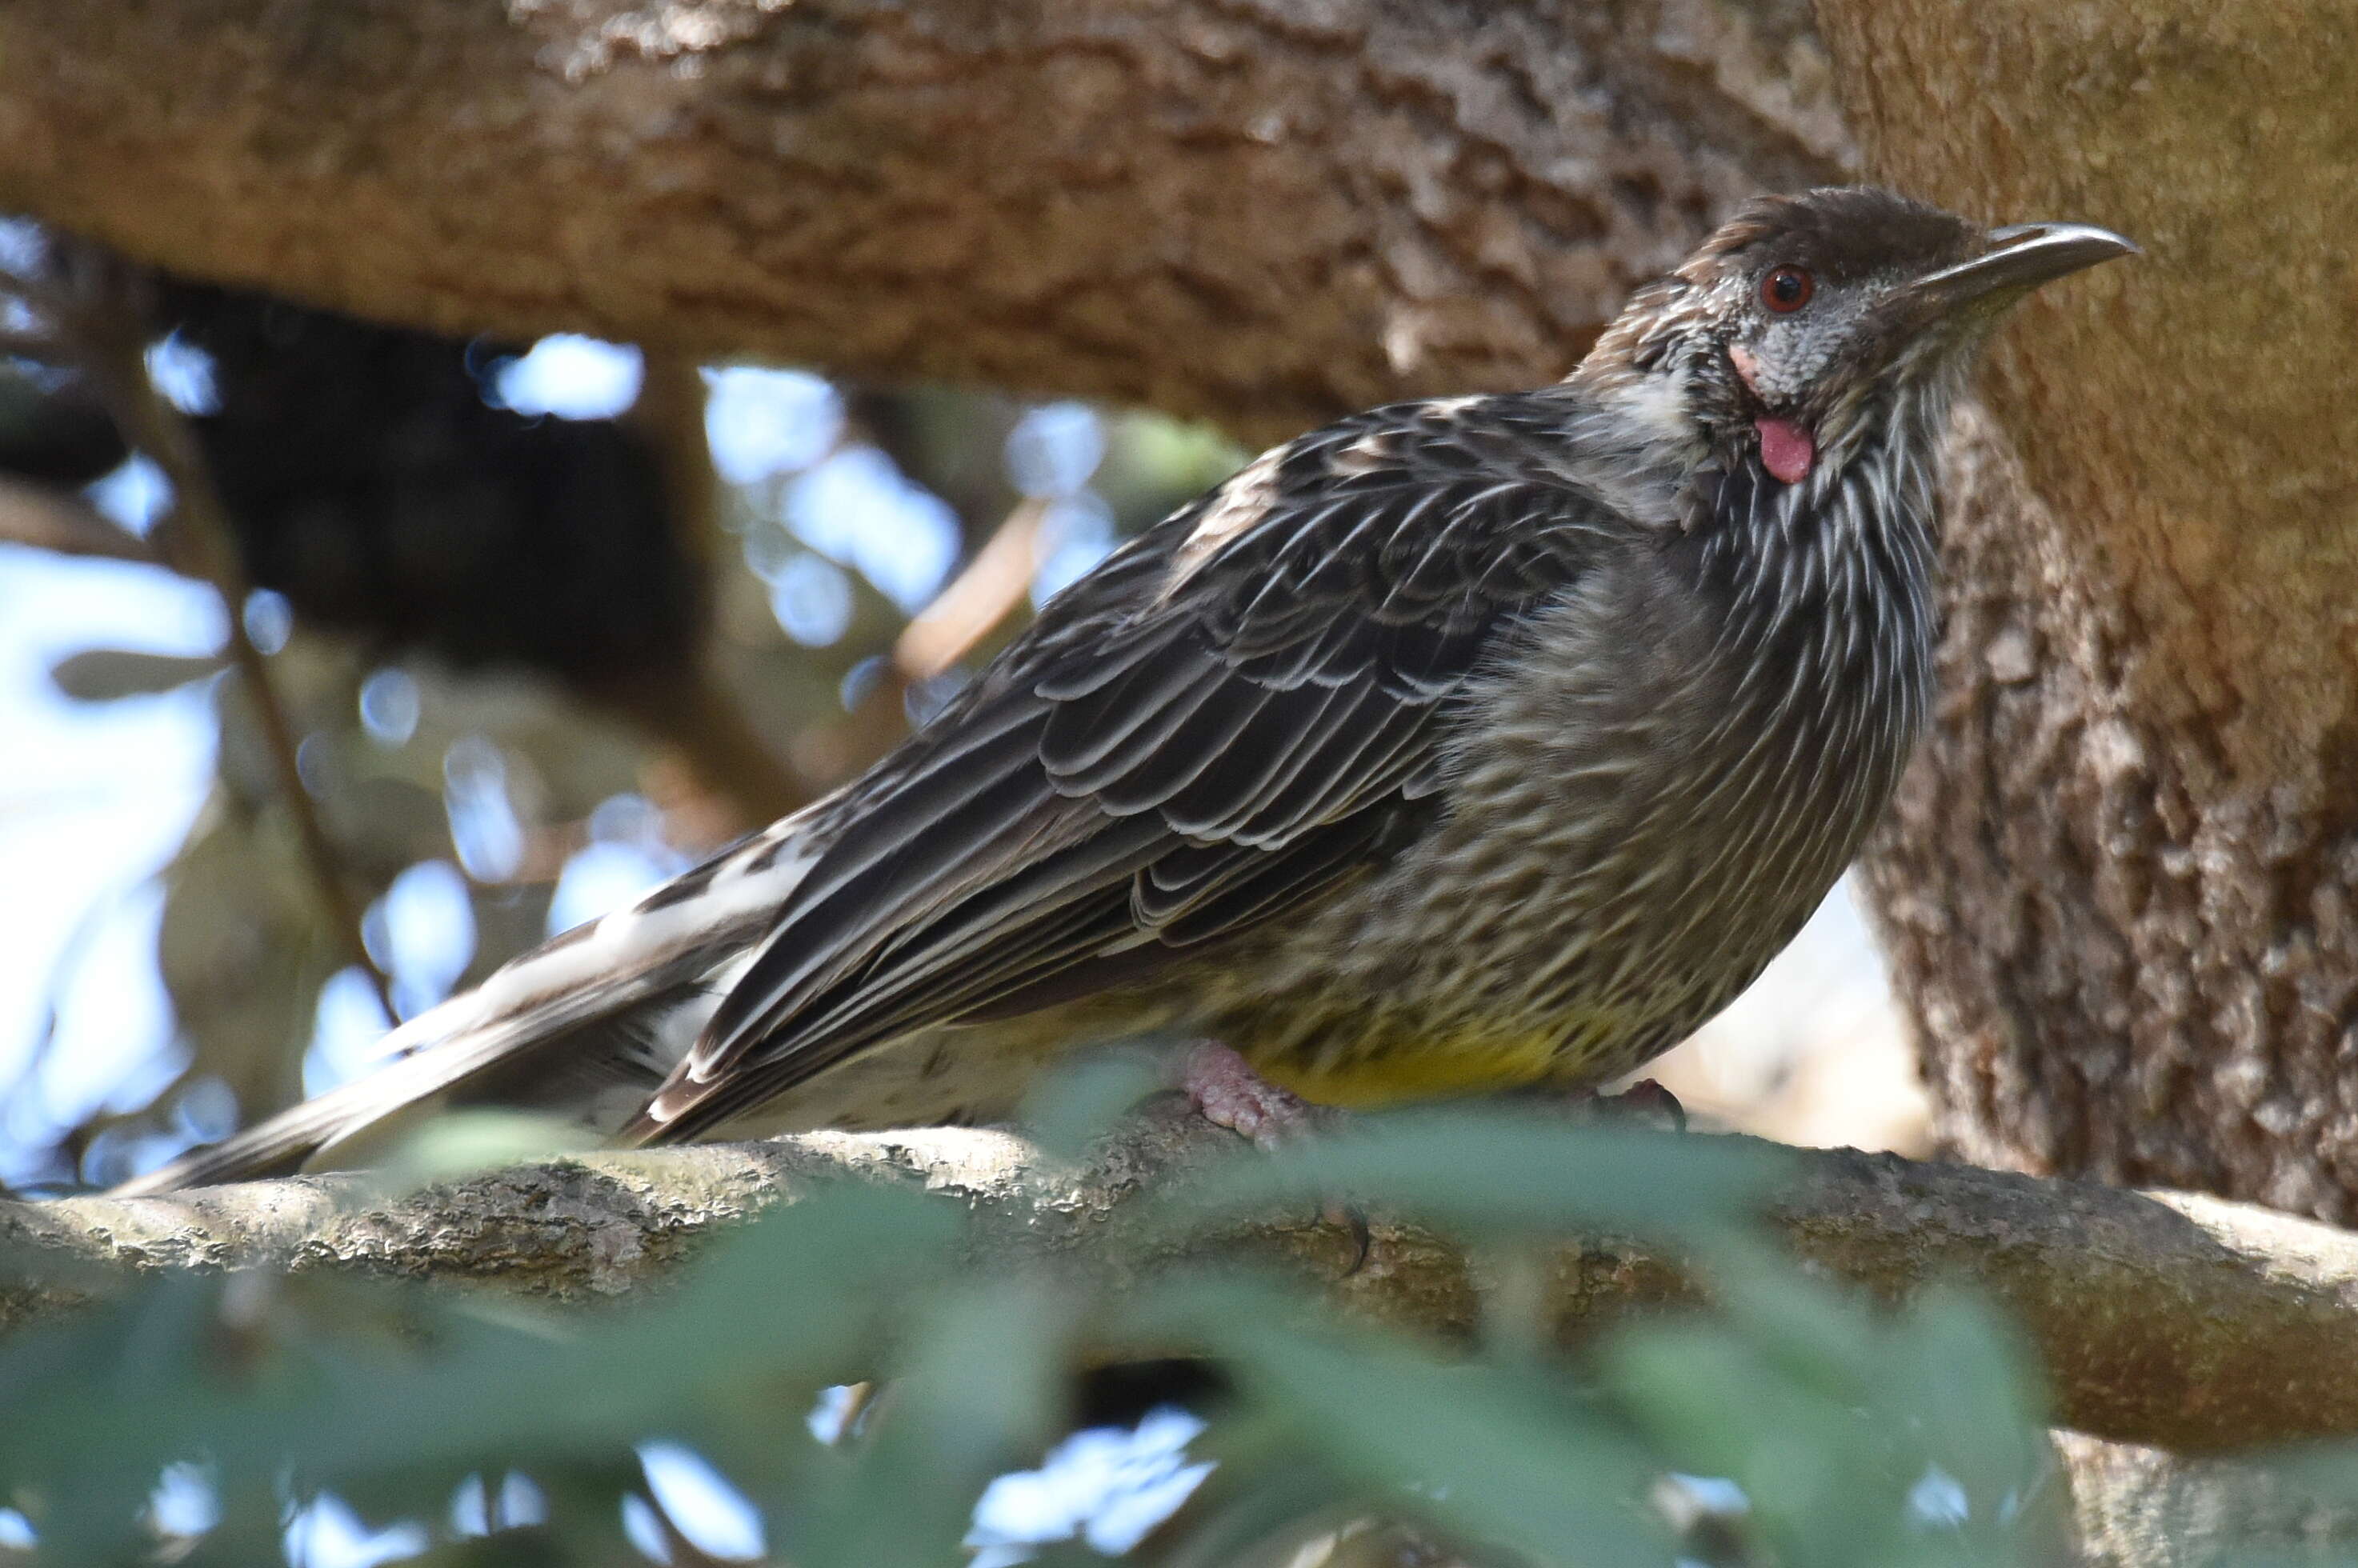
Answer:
[
  {"left": 1179, "top": 1041, "right": 1337, "bottom": 1152},
  {"left": 1527, "top": 1078, "right": 1689, "bottom": 1133},
  {"left": 1178, "top": 1042, "right": 1367, "bottom": 1269}
]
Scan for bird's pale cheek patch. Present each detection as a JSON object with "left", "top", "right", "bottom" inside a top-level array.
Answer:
[
  {"left": 1756, "top": 416, "right": 1816, "bottom": 485},
  {"left": 1727, "top": 342, "right": 1768, "bottom": 396},
  {"left": 1727, "top": 342, "right": 1815, "bottom": 484}
]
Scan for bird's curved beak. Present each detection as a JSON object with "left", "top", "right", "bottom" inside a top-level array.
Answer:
[{"left": 1909, "top": 222, "right": 2140, "bottom": 316}]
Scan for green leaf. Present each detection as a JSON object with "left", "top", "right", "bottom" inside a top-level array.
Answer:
[
  {"left": 1606, "top": 1324, "right": 1865, "bottom": 1550},
  {"left": 787, "top": 1278, "right": 1075, "bottom": 1568},
  {"left": 1163, "top": 1108, "right": 1788, "bottom": 1246},
  {"left": 0, "top": 1174, "right": 967, "bottom": 1536},
  {"left": 1872, "top": 1287, "right": 2050, "bottom": 1522},
  {"left": 1187, "top": 1301, "right": 1667, "bottom": 1568},
  {"left": 48, "top": 648, "right": 225, "bottom": 702},
  {"left": 1016, "top": 1046, "right": 1174, "bottom": 1162},
  {"left": 371, "top": 1110, "right": 603, "bottom": 1190},
  {"left": 1603, "top": 1254, "right": 2058, "bottom": 1568}
]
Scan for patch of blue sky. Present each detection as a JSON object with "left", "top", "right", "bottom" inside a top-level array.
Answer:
[
  {"left": 491, "top": 334, "right": 644, "bottom": 421},
  {"left": 1004, "top": 402, "right": 1104, "bottom": 498},
  {"left": 146, "top": 330, "right": 221, "bottom": 417},
  {"left": 442, "top": 734, "right": 525, "bottom": 882},
  {"left": 967, "top": 1406, "right": 1214, "bottom": 1565},
  {"left": 282, "top": 1493, "right": 429, "bottom": 1568},
  {"left": 0, "top": 222, "right": 48, "bottom": 343},
  {"left": 33, "top": 882, "right": 181, "bottom": 1129},
  {"left": 737, "top": 513, "right": 798, "bottom": 582},
  {"left": 619, "top": 1493, "right": 672, "bottom": 1563},
  {"left": 358, "top": 667, "right": 421, "bottom": 746},
  {"left": 450, "top": 1473, "right": 548, "bottom": 1537},
  {"left": 806, "top": 1383, "right": 860, "bottom": 1444},
  {"left": 1907, "top": 1463, "right": 1971, "bottom": 1530},
  {"left": 151, "top": 1463, "right": 222, "bottom": 1540},
  {"left": 306, "top": 966, "right": 396, "bottom": 1097},
  {"left": 784, "top": 445, "right": 960, "bottom": 611},
  {"left": 0, "top": 216, "right": 46, "bottom": 278},
  {"left": 638, "top": 1443, "right": 767, "bottom": 1561},
  {"left": 546, "top": 839, "right": 677, "bottom": 937},
  {"left": 767, "top": 552, "right": 855, "bottom": 646},
  {"left": 244, "top": 587, "right": 294, "bottom": 654},
  {"left": 703, "top": 366, "right": 841, "bottom": 486},
  {"left": 1031, "top": 492, "right": 1117, "bottom": 606},
  {"left": 587, "top": 790, "right": 667, "bottom": 848},
  {"left": 172, "top": 1072, "right": 238, "bottom": 1142},
  {"left": 86, "top": 451, "right": 171, "bottom": 534},
  {"left": 363, "top": 858, "right": 477, "bottom": 1018},
  {"left": 0, "top": 545, "right": 219, "bottom": 1179}
]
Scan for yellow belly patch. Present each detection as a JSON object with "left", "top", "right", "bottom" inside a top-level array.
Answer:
[{"left": 1245, "top": 1026, "right": 1578, "bottom": 1109}]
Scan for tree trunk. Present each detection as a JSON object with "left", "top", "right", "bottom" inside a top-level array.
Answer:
[{"left": 1812, "top": 1, "right": 2358, "bottom": 1221}]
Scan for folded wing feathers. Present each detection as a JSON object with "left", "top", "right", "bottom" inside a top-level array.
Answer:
[
  {"left": 685, "top": 722, "right": 1065, "bottom": 1084},
  {"left": 639, "top": 396, "right": 1619, "bottom": 1138},
  {"left": 115, "top": 398, "right": 1642, "bottom": 1190}
]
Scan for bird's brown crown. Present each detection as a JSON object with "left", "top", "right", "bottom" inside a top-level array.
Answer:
[{"left": 1686, "top": 186, "right": 1981, "bottom": 288}]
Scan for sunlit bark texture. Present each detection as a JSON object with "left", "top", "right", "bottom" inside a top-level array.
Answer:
[
  {"left": 14, "top": 1120, "right": 2358, "bottom": 1457},
  {"left": 0, "top": 1, "right": 1848, "bottom": 445},
  {"left": 1812, "top": 2, "right": 2358, "bottom": 1221}
]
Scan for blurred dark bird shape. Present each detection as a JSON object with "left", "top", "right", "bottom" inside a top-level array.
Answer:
[{"left": 118, "top": 187, "right": 2134, "bottom": 1194}]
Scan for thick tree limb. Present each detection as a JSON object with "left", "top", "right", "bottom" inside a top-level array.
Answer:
[
  {"left": 6, "top": 1110, "right": 2358, "bottom": 1457},
  {"left": 0, "top": 0, "right": 1848, "bottom": 443}
]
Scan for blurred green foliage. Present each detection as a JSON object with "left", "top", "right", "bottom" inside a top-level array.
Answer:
[{"left": 0, "top": 1104, "right": 2084, "bottom": 1567}]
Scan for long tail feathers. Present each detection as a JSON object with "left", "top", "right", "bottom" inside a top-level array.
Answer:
[
  {"left": 110, "top": 813, "right": 821, "bottom": 1196},
  {"left": 109, "top": 1011, "right": 536, "bottom": 1194}
]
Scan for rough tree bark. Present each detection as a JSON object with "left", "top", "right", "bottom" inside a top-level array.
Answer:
[
  {"left": 1813, "top": 2, "right": 2358, "bottom": 1222},
  {"left": 0, "top": 0, "right": 1848, "bottom": 445},
  {"left": 12, "top": 1117, "right": 2358, "bottom": 1458}
]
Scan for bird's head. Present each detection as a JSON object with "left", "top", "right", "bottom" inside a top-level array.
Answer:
[{"left": 1583, "top": 186, "right": 2136, "bottom": 489}]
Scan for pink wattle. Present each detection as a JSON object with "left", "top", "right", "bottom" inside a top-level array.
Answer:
[{"left": 1755, "top": 416, "right": 1815, "bottom": 485}]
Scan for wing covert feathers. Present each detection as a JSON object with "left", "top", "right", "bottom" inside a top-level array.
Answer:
[
  {"left": 643, "top": 392, "right": 1622, "bottom": 1139},
  {"left": 123, "top": 389, "right": 1639, "bottom": 1189}
]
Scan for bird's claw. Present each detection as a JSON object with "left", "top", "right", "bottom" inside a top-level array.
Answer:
[
  {"left": 1603, "top": 1078, "right": 1687, "bottom": 1133},
  {"left": 1179, "top": 1042, "right": 1335, "bottom": 1150},
  {"left": 1179, "top": 1042, "right": 1369, "bottom": 1272},
  {"left": 1553, "top": 1078, "right": 1688, "bottom": 1133}
]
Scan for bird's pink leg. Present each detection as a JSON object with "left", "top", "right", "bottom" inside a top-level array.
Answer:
[
  {"left": 1607, "top": 1078, "right": 1687, "bottom": 1130},
  {"left": 1546, "top": 1078, "right": 1688, "bottom": 1131},
  {"left": 1180, "top": 1042, "right": 1336, "bottom": 1150},
  {"left": 1181, "top": 1042, "right": 1367, "bottom": 1268}
]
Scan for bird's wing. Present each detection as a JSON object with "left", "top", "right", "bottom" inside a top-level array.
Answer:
[{"left": 632, "top": 395, "right": 1631, "bottom": 1138}]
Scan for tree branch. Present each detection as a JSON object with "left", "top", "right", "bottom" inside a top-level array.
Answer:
[
  {"left": 6, "top": 1111, "right": 2357, "bottom": 1457},
  {"left": 0, "top": 0, "right": 1848, "bottom": 442},
  {"left": 0, "top": 475, "right": 154, "bottom": 563}
]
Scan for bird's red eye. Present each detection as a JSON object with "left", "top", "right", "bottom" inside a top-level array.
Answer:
[{"left": 1762, "top": 266, "right": 1814, "bottom": 313}]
